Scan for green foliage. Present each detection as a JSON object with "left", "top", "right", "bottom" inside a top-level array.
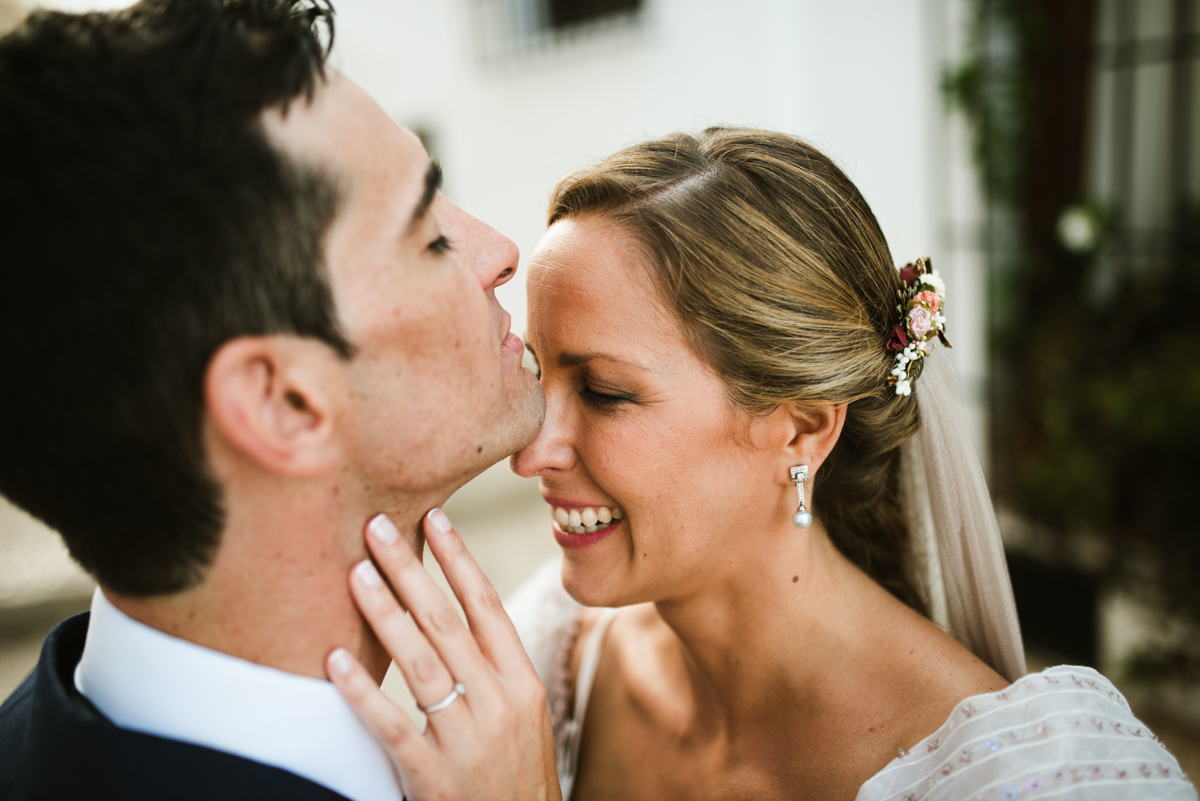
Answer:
[
  {"left": 945, "top": 1, "right": 1200, "bottom": 637},
  {"left": 941, "top": 52, "right": 1027, "bottom": 205}
]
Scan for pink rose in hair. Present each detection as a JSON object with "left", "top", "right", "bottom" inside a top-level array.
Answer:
[
  {"left": 908, "top": 305, "right": 933, "bottom": 339},
  {"left": 914, "top": 290, "right": 940, "bottom": 314}
]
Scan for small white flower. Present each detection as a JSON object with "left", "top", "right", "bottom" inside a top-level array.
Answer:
[{"left": 919, "top": 271, "right": 946, "bottom": 296}]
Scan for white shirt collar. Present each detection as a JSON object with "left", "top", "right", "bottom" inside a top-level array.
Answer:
[{"left": 74, "top": 588, "right": 402, "bottom": 801}]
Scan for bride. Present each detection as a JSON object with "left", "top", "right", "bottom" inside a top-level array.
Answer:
[
  {"left": 330, "top": 127, "right": 1196, "bottom": 801},
  {"left": 499, "top": 128, "right": 1196, "bottom": 800}
]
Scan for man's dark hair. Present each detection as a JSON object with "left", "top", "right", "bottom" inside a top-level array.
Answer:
[{"left": 0, "top": 0, "right": 351, "bottom": 596}]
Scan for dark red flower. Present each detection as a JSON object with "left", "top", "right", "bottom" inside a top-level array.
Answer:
[
  {"left": 886, "top": 324, "right": 908, "bottom": 353},
  {"left": 899, "top": 265, "right": 920, "bottom": 287}
]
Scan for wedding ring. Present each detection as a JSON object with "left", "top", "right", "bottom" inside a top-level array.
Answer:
[{"left": 420, "top": 681, "right": 466, "bottom": 714}]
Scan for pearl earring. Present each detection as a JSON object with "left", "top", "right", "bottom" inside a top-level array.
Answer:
[{"left": 790, "top": 465, "right": 812, "bottom": 528}]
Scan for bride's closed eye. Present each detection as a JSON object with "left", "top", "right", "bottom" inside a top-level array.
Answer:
[
  {"left": 579, "top": 388, "right": 635, "bottom": 408},
  {"left": 578, "top": 381, "right": 636, "bottom": 407}
]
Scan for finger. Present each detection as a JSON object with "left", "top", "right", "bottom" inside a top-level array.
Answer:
[
  {"left": 365, "top": 514, "right": 500, "bottom": 694},
  {"left": 325, "top": 647, "right": 435, "bottom": 767},
  {"left": 349, "top": 558, "right": 472, "bottom": 721},
  {"left": 424, "top": 508, "right": 534, "bottom": 678}
]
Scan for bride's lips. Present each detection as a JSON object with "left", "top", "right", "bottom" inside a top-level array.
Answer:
[
  {"left": 545, "top": 497, "right": 624, "bottom": 550},
  {"left": 552, "top": 518, "right": 621, "bottom": 550}
]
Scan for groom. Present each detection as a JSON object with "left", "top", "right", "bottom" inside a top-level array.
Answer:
[{"left": 0, "top": 1, "right": 558, "bottom": 799}]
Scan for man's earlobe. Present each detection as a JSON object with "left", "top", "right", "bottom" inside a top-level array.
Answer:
[{"left": 205, "top": 337, "right": 341, "bottom": 477}]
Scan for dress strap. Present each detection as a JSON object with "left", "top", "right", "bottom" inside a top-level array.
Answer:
[{"left": 560, "top": 607, "right": 619, "bottom": 798}]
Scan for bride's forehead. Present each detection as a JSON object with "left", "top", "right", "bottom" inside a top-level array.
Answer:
[
  {"left": 533, "top": 216, "right": 649, "bottom": 270},
  {"left": 531, "top": 239, "right": 663, "bottom": 310},
  {"left": 528, "top": 295, "right": 685, "bottom": 377}
]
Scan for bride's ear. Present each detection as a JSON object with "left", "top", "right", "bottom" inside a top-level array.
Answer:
[
  {"left": 204, "top": 336, "right": 342, "bottom": 477},
  {"left": 764, "top": 401, "right": 848, "bottom": 483}
]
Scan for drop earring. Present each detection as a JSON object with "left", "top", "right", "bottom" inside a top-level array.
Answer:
[{"left": 790, "top": 465, "right": 812, "bottom": 528}]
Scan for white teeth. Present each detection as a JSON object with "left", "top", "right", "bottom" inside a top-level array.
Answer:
[{"left": 551, "top": 505, "right": 624, "bottom": 534}]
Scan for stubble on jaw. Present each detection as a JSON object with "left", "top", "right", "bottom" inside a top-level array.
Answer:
[{"left": 508, "top": 370, "right": 547, "bottom": 455}]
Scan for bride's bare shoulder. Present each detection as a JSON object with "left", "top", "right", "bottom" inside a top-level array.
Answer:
[{"left": 879, "top": 604, "right": 1012, "bottom": 744}]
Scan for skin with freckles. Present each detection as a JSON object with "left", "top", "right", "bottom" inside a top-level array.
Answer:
[
  {"left": 109, "top": 72, "right": 544, "bottom": 683},
  {"left": 513, "top": 215, "right": 1006, "bottom": 801}
]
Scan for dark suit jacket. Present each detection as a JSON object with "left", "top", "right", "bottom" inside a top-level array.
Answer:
[{"left": 0, "top": 613, "right": 351, "bottom": 800}]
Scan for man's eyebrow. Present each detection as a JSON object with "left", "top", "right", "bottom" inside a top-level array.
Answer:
[
  {"left": 558, "top": 351, "right": 651, "bottom": 371},
  {"left": 406, "top": 160, "right": 442, "bottom": 235}
]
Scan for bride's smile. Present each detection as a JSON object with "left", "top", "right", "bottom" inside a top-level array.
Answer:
[{"left": 512, "top": 214, "right": 821, "bottom": 612}]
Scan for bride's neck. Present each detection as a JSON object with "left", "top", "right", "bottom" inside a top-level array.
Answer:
[{"left": 651, "top": 522, "right": 897, "bottom": 722}]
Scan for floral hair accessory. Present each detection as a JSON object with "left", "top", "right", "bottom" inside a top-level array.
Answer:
[{"left": 886, "top": 257, "right": 951, "bottom": 396}]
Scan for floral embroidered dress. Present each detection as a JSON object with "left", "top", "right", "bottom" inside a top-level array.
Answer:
[{"left": 506, "top": 559, "right": 1198, "bottom": 801}]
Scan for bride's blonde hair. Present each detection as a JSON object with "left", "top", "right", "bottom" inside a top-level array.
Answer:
[{"left": 548, "top": 127, "right": 926, "bottom": 614}]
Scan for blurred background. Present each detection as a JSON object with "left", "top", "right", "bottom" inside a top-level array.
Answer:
[{"left": 0, "top": 0, "right": 1197, "bottom": 775}]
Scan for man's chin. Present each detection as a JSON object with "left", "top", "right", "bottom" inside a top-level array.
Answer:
[
  {"left": 434, "top": 375, "right": 544, "bottom": 495},
  {"left": 506, "top": 373, "right": 546, "bottom": 453}
]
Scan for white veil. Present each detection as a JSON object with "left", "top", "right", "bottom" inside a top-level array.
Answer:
[{"left": 901, "top": 354, "right": 1027, "bottom": 683}]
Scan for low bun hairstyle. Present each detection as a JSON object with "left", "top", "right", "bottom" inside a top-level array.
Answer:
[{"left": 548, "top": 127, "right": 926, "bottom": 614}]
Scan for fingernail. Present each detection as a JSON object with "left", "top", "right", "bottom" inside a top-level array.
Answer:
[
  {"left": 328, "top": 647, "right": 354, "bottom": 677},
  {"left": 428, "top": 508, "right": 453, "bottom": 533},
  {"left": 354, "top": 559, "right": 382, "bottom": 589},
  {"left": 367, "top": 513, "right": 400, "bottom": 545}
]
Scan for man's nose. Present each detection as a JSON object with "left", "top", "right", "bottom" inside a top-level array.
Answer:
[{"left": 469, "top": 215, "right": 519, "bottom": 292}]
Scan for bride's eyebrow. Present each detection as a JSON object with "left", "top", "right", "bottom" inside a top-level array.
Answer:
[{"left": 558, "top": 351, "right": 650, "bottom": 372}]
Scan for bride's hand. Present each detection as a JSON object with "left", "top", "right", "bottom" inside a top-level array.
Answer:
[{"left": 325, "top": 509, "right": 561, "bottom": 801}]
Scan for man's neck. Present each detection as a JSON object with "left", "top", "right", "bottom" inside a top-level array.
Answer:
[{"left": 106, "top": 478, "right": 440, "bottom": 683}]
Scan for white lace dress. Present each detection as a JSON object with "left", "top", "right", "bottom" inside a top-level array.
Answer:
[{"left": 506, "top": 559, "right": 1198, "bottom": 801}]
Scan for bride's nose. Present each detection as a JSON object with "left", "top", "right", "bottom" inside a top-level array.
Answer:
[{"left": 510, "top": 402, "right": 575, "bottom": 477}]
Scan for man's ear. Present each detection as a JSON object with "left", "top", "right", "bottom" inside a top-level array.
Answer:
[
  {"left": 205, "top": 336, "right": 342, "bottom": 477},
  {"left": 757, "top": 401, "right": 848, "bottom": 486}
]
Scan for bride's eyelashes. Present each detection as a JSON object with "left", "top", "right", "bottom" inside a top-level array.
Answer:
[
  {"left": 578, "top": 384, "right": 635, "bottom": 407},
  {"left": 428, "top": 234, "right": 452, "bottom": 254}
]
